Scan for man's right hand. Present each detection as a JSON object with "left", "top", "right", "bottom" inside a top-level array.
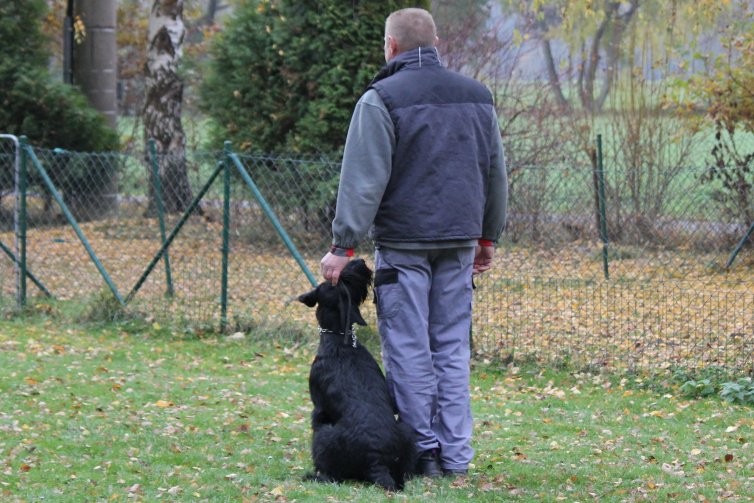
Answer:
[{"left": 320, "top": 252, "right": 351, "bottom": 285}]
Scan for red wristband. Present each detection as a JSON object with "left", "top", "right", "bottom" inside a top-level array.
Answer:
[
  {"left": 478, "top": 239, "right": 494, "bottom": 247},
  {"left": 330, "top": 245, "right": 354, "bottom": 257}
]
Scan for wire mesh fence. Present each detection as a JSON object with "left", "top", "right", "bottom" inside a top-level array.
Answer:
[
  {"left": 1, "top": 135, "right": 752, "bottom": 373},
  {"left": 0, "top": 135, "right": 18, "bottom": 309}
]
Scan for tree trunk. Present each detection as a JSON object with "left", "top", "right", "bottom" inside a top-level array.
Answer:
[
  {"left": 73, "top": 0, "right": 118, "bottom": 128},
  {"left": 144, "top": 0, "right": 193, "bottom": 214},
  {"left": 204, "top": 0, "right": 221, "bottom": 24},
  {"left": 596, "top": 0, "right": 639, "bottom": 110},
  {"left": 579, "top": 10, "right": 611, "bottom": 113},
  {"left": 541, "top": 39, "right": 570, "bottom": 111},
  {"left": 70, "top": 0, "right": 118, "bottom": 220}
]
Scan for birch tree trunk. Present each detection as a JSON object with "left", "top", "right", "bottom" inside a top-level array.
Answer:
[{"left": 144, "top": 0, "right": 193, "bottom": 214}]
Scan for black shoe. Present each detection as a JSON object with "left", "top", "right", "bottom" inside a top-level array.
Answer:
[
  {"left": 415, "top": 449, "right": 443, "bottom": 478},
  {"left": 442, "top": 468, "right": 468, "bottom": 478}
]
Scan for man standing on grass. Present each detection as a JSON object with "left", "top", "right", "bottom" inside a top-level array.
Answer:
[{"left": 320, "top": 7, "right": 508, "bottom": 478}]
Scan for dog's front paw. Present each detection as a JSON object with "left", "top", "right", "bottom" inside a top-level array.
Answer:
[{"left": 307, "top": 470, "right": 334, "bottom": 484}]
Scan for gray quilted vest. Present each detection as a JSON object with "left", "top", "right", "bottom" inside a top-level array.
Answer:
[{"left": 368, "top": 47, "right": 496, "bottom": 243}]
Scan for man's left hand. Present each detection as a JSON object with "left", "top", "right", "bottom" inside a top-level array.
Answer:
[{"left": 473, "top": 244, "right": 494, "bottom": 275}]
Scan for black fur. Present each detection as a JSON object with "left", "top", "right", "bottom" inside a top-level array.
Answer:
[{"left": 297, "top": 259, "right": 416, "bottom": 491}]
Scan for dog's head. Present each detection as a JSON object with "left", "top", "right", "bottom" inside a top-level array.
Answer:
[{"left": 297, "top": 259, "right": 373, "bottom": 332}]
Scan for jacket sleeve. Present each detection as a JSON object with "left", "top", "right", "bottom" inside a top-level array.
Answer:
[
  {"left": 482, "top": 108, "right": 508, "bottom": 242},
  {"left": 331, "top": 90, "right": 394, "bottom": 249}
]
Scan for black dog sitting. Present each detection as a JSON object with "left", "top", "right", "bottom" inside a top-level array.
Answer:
[{"left": 297, "top": 259, "right": 416, "bottom": 491}]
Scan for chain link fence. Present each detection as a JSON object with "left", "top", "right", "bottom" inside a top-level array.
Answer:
[
  {"left": 1, "top": 135, "right": 752, "bottom": 372},
  {"left": 0, "top": 135, "right": 18, "bottom": 309}
]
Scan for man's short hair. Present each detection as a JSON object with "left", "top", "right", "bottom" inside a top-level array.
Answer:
[{"left": 386, "top": 8, "right": 436, "bottom": 51}]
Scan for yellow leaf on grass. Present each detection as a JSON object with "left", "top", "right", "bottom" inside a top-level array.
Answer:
[
  {"left": 155, "top": 400, "right": 174, "bottom": 408},
  {"left": 270, "top": 486, "right": 285, "bottom": 496}
]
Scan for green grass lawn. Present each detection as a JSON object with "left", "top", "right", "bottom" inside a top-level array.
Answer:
[{"left": 0, "top": 316, "right": 751, "bottom": 502}]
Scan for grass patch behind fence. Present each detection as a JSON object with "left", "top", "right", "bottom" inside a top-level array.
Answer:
[{"left": 0, "top": 317, "right": 752, "bottom": 502}]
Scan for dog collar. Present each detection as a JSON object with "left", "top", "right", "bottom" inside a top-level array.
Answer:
[{"left": 318, "top": 326, "right": 358, "bottom": 348}]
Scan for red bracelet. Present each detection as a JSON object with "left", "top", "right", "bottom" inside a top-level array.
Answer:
[
  {"left": 478, "top": 239, "right": 494, "bottom": 247},
  {"left": 330, "top": 245, "right": 354, "bottom": 257}
]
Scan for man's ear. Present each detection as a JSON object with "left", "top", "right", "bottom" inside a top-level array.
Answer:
[
  {"left": 297, "top": 288, "right": 318, "bottom": 307},
  {"left": 350, "top": 305, "right": 367, "bottom": 326}
]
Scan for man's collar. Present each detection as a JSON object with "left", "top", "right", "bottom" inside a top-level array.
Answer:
[{"left": 370, "top": 46, "right": 442, "bottom": 86}]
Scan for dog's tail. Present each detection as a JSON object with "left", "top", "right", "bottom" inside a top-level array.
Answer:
[{"left": 394, "top": 422, "right": 418, "bottom": 488}]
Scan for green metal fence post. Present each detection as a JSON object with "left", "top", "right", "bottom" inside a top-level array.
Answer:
[
  {"left": 148, "top": 139, "right": 174, "bottom": 297},
  {"left": 220, "top": 142, "right": 232, "bottom": 331},
  {"left": 18, "top": 136, "right": 28, "bottom": 308},
  {"left": 24, "top": 145, "right": 125, "bottom": 305},
  {"left": 724, "top": 219, "right": 754, "bottom": 270},
  {"left": 227, "top": 149, "right": 318, "bottom": 287},
  {"left": 596, "top": 135, "right": 610, "bottom": 280}
]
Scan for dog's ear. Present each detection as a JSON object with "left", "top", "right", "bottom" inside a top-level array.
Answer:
[
  {"left": 340, "top": 259, "right": 373, "bottom": 304},
  {"left": 350, "top": 305, "right": 367, "bottom": 326},
  {"left": 297, "top": 288, "right": 318, "bottom": 308}
]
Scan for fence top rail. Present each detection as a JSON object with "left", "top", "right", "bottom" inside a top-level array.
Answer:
[
  {"left": 232, "top": 152, "right": 342, "bottom": 164},
  {"left": 2, "top": 136, "right": 749, "bottom": 174},
  {"left": 0, "top": 134, "right": 19, "bottom": 142},
  {"left": 0, "top": 135, "right": 20, "bottom": 165}
]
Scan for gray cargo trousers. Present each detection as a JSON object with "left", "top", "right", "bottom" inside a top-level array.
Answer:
[{"left": 374, "top": 246, "right": 475, "bottom": 471}]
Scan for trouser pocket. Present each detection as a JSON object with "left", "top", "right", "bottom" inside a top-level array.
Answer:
[{"left": 374, "top": 268, "right": 400, "bottom": 319}]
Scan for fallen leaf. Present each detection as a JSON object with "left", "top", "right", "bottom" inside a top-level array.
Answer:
[
  {"left": 269, "top": 485, "right": 284, "bottom": 496},
  {"left": 661, "top": 463, "right": 685, "bottom": 477}
]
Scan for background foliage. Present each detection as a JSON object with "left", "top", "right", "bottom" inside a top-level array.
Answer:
[
  {"left": 1, "top": 1, "right": 752, "bottom": 375},
  {"left": 200, "top": 0, "right": 429, "bottom": 154},
  {"left": 0, "top": 0, "right": 117, "bottom": 151},
  {"left": 686, "top": 6, "right": 754, "bottom": 226}
]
